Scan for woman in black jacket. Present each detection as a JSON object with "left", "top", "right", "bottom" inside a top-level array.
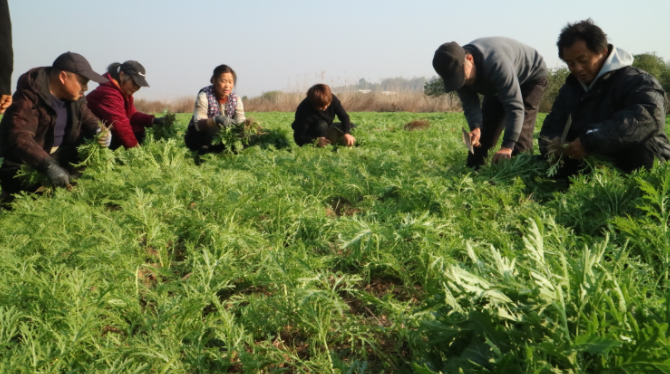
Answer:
[{"left": 292, "top": 84, "right": 356, "bottom": 147}]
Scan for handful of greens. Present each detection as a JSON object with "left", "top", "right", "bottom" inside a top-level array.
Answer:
[
  {"left": 152, "top": 111, "right": 178, "bottom": 141},
  {"left": 212, "top": 118, "right": 266, "bottom": 153}
]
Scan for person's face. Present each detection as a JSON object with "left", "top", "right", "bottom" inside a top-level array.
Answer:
[
  {"left": 59, "top": 72, "right": 89, "bottom": 101},
  {"left": 119, "top": 72, "right": 141, "bottom": 97},
  {"left": 561, "top": 39, "right": 608, "bottom": 85},
  {"left": 317, "top": 103, "right": 330, "bottom": 111},
  {"left": 463, "top": 54, "right": 476, "bottom": 86},
  {"left": 214, "top": 72, "right": 235, "bottom": 97}
]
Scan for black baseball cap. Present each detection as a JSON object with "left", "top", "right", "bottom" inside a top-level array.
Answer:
[
  {"left": 52, "top": 52, "right": 108, "bottom": 84},
  {"left": 119, "top": 61, "right": 149, "bottom": 87},
  {"left": 432, "top": 42, "right": 466, "bottom": 93}
]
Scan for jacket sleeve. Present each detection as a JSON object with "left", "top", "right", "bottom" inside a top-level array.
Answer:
[
  {"left": 89, "top": 90, "right": 138, "bottom": 148},
  {"left": 488, "top": 61, "right": 525, "bottom": 150},
  {"left": 580, "top": 74, "right": 667, "bottom": 155},
  {"left": 193, "top": 92, "right": 209, "bottom": 121},
  {"left": 292, "top": 103, "right": 316, "bottom": 146},
  {"left": 0, "top": 0, "right": 13, "bottom": 95},
  {"left": 79, "top": 99, "right": 101, "bottom": 139},
  {"left": 456, "top": 88, "right": 482, "bottom": 130},
  {"left": 331, "top": 95, "right": 352, "bottom": 134},
  {"left": 538, "top": 84, "right": 572, "bottom": 156},
  {"left": 6, "top": 89, "right": 51, "bottom": 168},
  {"left": 234, "top": 95, "right": 246, "bottom": 122}
]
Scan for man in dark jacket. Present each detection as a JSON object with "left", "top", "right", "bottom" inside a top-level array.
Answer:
[
  {"left": 540, "top": 19, "right": 670, "bottom": 174},
  {"left": 0, "top": 52, "right": 111, "bottom": 199},
  {"left": 433, "top": 37, "right": 548, "bottom": 168},
  {"left": 0, "top": 0, "right": 12, "bottom": 114}
]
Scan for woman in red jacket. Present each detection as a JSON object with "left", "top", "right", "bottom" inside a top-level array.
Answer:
[{"left": 86, "top": 61, "right": 166, "bottom": 149}]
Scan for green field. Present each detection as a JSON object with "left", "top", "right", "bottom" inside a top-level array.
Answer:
[{"left": 1, "top": 112, "right": 670, "bottom": 373}]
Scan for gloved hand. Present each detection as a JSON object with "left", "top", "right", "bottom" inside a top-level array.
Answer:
[
  {"left": 212, "top": 114, "right": 234, "bottom": 128},
  {"left": 41, "top": 157, "right": 70, "bottom": 188},
  {"left": 96, "top": 127, "right": 112, "bottom": 148},
  {"left": 153, "top": 117, "right": 166, "bottom": 126}
]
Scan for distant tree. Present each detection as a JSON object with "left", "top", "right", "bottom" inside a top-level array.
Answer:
[
  {"left": 423, "top": 76, "right": 445, "bottom": 97},
  {"left": 260, "top": 91, "right": 282, "bottom": 103},
  {"left": 540, "top": 68, "right": 570, "bottom": 112},
  {"left": 632, "top": 53, "right": 670, "bottom": 92},
  {"left": 242, "top": 96, "right": 248, "bottom": 101}
]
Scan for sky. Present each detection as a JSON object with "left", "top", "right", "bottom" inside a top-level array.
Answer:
[{"left": 7, "top": 0, "right": 670, "bottom": 100}]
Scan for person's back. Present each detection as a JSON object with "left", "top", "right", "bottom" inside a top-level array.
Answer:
[{"left": 460, "top": 37, "right": 547, "bottom": 96}]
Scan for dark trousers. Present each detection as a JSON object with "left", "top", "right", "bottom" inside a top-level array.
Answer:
[
  {"left": 184, "top": 124, "right": 226, "bottom": 155},
  {"left": 467, "top": 77, "right": 548, "bottom": 168},
  {"left": 293, "top": 121, "right": 352, "bottom": 146}
]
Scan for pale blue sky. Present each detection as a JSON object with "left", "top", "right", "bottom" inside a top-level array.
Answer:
[{"left": 7, "top": 0, "right": 670, "bottom": 100}]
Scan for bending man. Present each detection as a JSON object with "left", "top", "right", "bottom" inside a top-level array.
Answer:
[{"left": 433, "top": 37, "right": 547, "bottom": 167}]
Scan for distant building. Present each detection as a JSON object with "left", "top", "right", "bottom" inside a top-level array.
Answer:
[
  {"left": 381, "top": 91, "right": 396, "bottom": 96},
  {"left": 358, "top": 90, "right": 371, "bottom": 94}
]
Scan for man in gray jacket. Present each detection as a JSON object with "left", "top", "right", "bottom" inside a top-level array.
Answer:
[
  {"left": 539, "top": 19, "right": 669, "bottom": 174},
  {"left": 433, "top": 37, "right": 548, "bottom": 168}
]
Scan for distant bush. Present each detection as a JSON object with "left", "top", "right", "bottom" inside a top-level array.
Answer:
[
  {"left": 633, "top": 52, "right": 670, "bottom": 92},
  {"left": 539, "top": 68, "right": 570, "bottom": 113}
]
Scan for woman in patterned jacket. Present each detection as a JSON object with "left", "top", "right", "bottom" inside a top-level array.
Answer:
[{"left": 184, "top": 64, "right": 246, "bottom": 154}]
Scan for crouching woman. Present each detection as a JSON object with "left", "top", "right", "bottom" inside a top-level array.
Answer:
[
  {"left": 87, "top": 61, "right": 168, "bottom": 150},
  {"left": 292, "top": 84, "right": 356, "bottom": 147},
  {"left": 184, "top": 65, "right": 246, "bottom": 154}
]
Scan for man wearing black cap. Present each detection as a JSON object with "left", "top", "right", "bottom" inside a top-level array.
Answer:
[
  {"left": 87, "top": 60, "right": 165, "bottom": 149},
  {"left": 433, "top": 37, "right": 548, "bottom": 167},
  {"left": 0, "top": 52, "right": 111, "bottom": 199}
]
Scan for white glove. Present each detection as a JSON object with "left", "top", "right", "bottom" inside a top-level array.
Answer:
[{"left": 96, "top": 128, "right": 112, "bottom": 148}]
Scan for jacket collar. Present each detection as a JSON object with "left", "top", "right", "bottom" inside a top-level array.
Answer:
[{"left": 580, "top": 44, "right": 633, "bottom": 92}]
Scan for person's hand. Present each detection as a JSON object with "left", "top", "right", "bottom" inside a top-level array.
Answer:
[
  {"left": 97, "top": 128, "right": 112, "bottom": 148},
  {"left": 469, "top": 127, "right": 482, "bottom": 147},
  {"left": 566, "top": 138, "right": 587, "bottom": 159},
  {"left": 152, "top": 117, "right": 166, "bottom": 126},
  {"left": 316, "top": 137, "right": 331, "bottom": 148},
  {"left": 491, "top": 147, "right": 513, "bottom": 164},
  {"left": 343, "top": 133, "right": 356, "bottom": 147},
  {"left": 42, "top": 158, "right": 70, "bottom": 188},
  {"left": 0, "top": 95, "right": 11, "bottom": 114},
  {"left": 213, "top": 114, "right": 234, "bottom": 128}
]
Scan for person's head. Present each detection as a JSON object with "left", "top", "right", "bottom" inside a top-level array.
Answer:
[
  {"left": 557, "top": 19, "right": 609, "bottom": 85},
  {"left": 49, "top": 52, "right": 107, "bottom": 101},
  {"left": 432, "top": 42, "right": 477, "bottom": 93},
  {"left": 107, "top": 61, "right": 150, "bottom": 97},
  {"left": 307, "top": 84, "right": 332, "bottom": 111},
  {"left": 210, "top": 65, "right": 237, "bottom": 98}
]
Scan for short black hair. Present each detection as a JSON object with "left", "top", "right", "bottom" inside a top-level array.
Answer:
[
  {"left": 210, "top": 65, "right": 237, "bottom": 85},
  {"left": 557, "top": 19, "right": 608, "bottom": 59}
]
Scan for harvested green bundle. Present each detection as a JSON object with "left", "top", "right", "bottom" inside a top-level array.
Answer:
[
  {"left": 11, "top": 121, "right": 115, "bottom": 190},
  {"left": 15, "top": 164, "right": 51, "bottom": 189},
  {"left": 212, "top": 117, "right": 266, "bottom": 153},
  {"left": 152, "top": 111, "right": 178, "bottom": 141},
  {"left": 75, "top": 122, "right": 117, "bottom": 171},
  {"left": 544, "top": 136, "right": 566, "bottom": 177}
]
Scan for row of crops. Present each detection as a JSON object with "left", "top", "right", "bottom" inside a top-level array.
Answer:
[{"left": 1, "top": 112, "right": 669, "bottom": 373}]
